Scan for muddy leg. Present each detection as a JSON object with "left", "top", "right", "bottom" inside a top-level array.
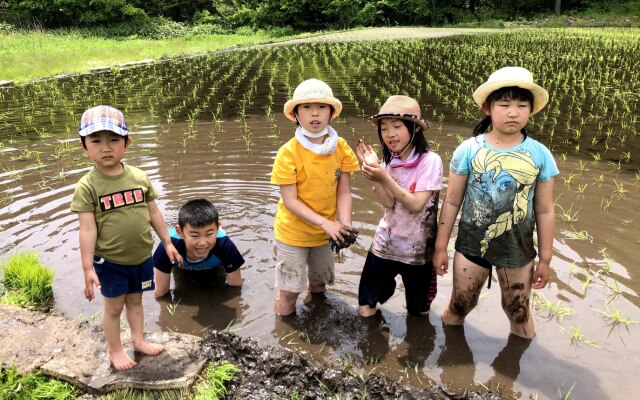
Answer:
[
  {"left": 103, "top": 295, "right": 137, "bottom": 370},
  {"left": 307, "top": 280, "right": 326, "bottom": 294},
  {"left": 441, "top": 252, "right": 490, "bottom": 325},
  {"left": 496, "top": 260, "right": 535, "bottom": 339},
  {"left": 274, "top": 290, "right": 299, "bottom": 316},
  {"left": 126, "top": 293, "right": 164, "bottom": 356}
]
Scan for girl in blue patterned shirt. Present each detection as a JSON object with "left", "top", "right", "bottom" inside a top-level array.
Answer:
[{"left": 432, "top": 67, "right": 559, "bottom": 339}]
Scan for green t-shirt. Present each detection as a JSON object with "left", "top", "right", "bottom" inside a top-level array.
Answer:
[{"left": 70, "top": 164, "right": 158, "bottom": 265}]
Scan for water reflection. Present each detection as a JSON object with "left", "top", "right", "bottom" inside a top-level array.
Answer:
[{"left": 155, "top": 268, "right": 245, "bottom": 335}]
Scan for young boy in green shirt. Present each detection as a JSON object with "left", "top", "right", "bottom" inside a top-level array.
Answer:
[{"left": 70, "top": 105, "right": 182, "bottom": 370}]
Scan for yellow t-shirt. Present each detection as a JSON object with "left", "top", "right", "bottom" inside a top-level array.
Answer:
[{"left": 271, "top": 136, "right": 360, "bottom": 247}]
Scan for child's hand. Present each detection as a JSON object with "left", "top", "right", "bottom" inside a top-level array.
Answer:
[
  {"left": 532, "top": 259, "right": 550, "bottom": 289},
  {"left": 226, "top": 270, "right": 244, "bottom": 287},
  {"left": 361, "top": 161, "right": 386, "bottom": 183},
  {"left": 165, "top": 242, "right": 183, "bottom": 268},
  {"left": 432, "top": 249, "right": 450, "bottom": 276},
  {"left": 355, "top": 138, "right": 379, "bottom": 166},
  {"left": 321, "top": 220, "right": 350, "bottom": 244},
  {"left": 84, "top": 269, "right": 101, "bottom": 301}
]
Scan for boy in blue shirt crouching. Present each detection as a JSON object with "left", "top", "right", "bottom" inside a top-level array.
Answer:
[{"left": 153, "top": 199, "right": 245, "bottom": 297}]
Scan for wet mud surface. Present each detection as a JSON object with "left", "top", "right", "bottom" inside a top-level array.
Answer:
[{"left": 202, "top": 330, "right": 501, "bottom": 400}]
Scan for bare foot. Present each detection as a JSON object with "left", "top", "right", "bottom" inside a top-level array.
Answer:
[
  {"left": 358, "top": 304, "right": 377, "bottom": 317},
  {"left": 134, "top": 340, "right": 165, "bottom": 356},
  {"left": 109, "top": 348, "right": 138, "bottom": 371}
]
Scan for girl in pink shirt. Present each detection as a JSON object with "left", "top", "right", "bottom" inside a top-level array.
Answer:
[{"left": 356, "top": 95, "right": 443, "bottom": 317}]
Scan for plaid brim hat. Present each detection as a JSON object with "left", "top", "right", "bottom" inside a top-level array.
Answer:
[
  {"left": 78, "top": 105, "right": 128, "bottom": 137},
  {"left": 368, "top": 95, "right": 429, "bottom": 129}
]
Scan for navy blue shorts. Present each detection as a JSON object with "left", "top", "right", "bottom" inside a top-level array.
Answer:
[
  {"left": 358, "top": 252, "right": 434, "bottom": 315},
  {"left": 93, "top": 256, "right": 155, "bottom": 298}
]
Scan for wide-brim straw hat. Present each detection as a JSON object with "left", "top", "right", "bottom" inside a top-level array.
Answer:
[
  {"left": 368, "top": 95, "right": 429, "bottom": 129},
  {"left": 283, "top": 78, "right": 342, "bottom": 122},
  {"left": 473, "top": 66, "right": 549, "bottom": 115}
]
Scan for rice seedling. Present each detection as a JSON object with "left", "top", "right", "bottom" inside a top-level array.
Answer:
[
  {"left": 562, "top": 172, "right": 577, "bottom": 188},
  {"left": 191, "top": 362, "right": 239, "bottom": 400},
  {"left": 592, "top": 174, "right": 604, "bottom": 186},
  {"left": 533, "top": 292, "right": 575, "bottom": 322},
  {"left": 558, "top": 324, "right": 598, "bottom": 349},
  {"left": 1, "top": 251, "right": 54, "bottom": 309},
  {"left": 562, "top": 229, "right": 592, "bottom": 241},
  {"left": 600, "top": 197, "right": 612, "bottom": 211},
  {"left": 595, "top": 305, "right": 639, "bottom": 338},
  {"left": 561, "top": 383, "right": 577, "bottom": 400},
  {"left": 612, "top": 180, "right": 627, "bottom": 197},
  {"left": 166, "top": 299, "right": 181, "bottom": 316},
  {"left": 556, "top": 203, "right": 580, "bottom": 222}
]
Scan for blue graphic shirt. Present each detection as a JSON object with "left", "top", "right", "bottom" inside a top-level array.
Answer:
[
  {"left": 450, "top": 133, "right": 559, "bottom": 268},
  {"left": 153, "top": 227, "right": 245, "bottom": 273}
]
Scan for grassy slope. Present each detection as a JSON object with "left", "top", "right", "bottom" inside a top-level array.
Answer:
[
  {"left": 0, "top": 30, "right": 297, "bottom": 83},
  {"left": 1, "top": 9, "right": 637, "bottom": 84}
]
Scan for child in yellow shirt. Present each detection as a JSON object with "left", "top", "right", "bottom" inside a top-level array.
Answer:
[{"left": 270, "top": 79, "right": 360, "bottom": 315}]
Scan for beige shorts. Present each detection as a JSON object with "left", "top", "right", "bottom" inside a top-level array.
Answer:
[{"left": 274, "top": 240, "right": 335, "bottom": 293}]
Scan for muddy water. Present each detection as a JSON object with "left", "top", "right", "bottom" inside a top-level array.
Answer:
[{"left": 1, "top": 39, "right": 639, "bottom": 400}]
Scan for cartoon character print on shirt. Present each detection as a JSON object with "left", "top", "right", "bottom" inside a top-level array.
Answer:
[{"left": 470, "top": 147, "right": 539, "bottom": 255}]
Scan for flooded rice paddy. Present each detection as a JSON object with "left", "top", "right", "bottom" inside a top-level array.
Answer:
[{"left": 1, "top": 29, "right": 639, "bottom": 399}]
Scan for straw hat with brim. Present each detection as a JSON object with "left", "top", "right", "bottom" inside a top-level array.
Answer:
[
  {"left": 283, "top": 78, "right": 342, "bottom": 122},
  {"left": 473, "top": 66, "right": 549, "bottom": 116},
  {"left": 368, "top": 95, "right": 429, "bottom": 130}
]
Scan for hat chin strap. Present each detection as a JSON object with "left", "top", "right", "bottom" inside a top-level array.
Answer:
[{"left": 391, "top": 125, "right": 415, "bottom": 159}]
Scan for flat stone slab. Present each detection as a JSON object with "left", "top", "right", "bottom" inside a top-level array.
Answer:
[{"left": 0, "top": 304, "right": 206, "bottom": 393}]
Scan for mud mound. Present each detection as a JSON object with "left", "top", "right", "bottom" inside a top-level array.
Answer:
[{"left": 202, "top": 330, "right": 501, "bottom": 400}]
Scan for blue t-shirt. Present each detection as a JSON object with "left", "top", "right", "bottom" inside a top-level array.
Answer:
[
  {"left": 153, "top": 227, "right": 245, "bottom": 273},
  {"left": 450, "top": 133, "right": 559, "bottom": 268}
]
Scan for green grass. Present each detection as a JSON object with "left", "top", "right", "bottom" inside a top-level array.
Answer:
[
  {"left": 0, "top": 251, "right": 54, "bottom": 309},
  {"left": 0, "top": 30, "right": 300, "bottom": 83},
  {"left": 0, "top": 366, "right": 76, "bottom": 400}
]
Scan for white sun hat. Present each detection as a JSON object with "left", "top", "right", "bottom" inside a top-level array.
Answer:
[
  {"left": 283, "top": 78, "right": 343, "bottom": 122},
  {"left": 473, "top": 67, "right": 549, "bottom": 115}
]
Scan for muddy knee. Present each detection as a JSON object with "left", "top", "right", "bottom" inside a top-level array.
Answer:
[
  {"left": 450, "top": 296, "right": 478, "bottom": 317},
  {"left": 502, "top": 296, "right": 530, "bottom": 324}
]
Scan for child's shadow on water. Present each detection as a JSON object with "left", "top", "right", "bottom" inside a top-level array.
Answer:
[
  {"left": 273, "top": 292, "right": 390, "bottom": 364},
  {"left": 155, "top": 268, "right": 243, "bottom": 335}
]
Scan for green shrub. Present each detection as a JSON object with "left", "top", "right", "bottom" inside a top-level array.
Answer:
[{"left": 1, "top": 251, "right": 54, "bottom": 309}]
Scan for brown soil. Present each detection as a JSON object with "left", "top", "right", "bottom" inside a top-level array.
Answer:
[{"left": 202, "top": 330, "right": 502, "bottom": 399}]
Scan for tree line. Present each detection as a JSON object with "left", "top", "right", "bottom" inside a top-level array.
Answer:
[{"left": 0, "top": 0, "right": 633, "bottom": 30}]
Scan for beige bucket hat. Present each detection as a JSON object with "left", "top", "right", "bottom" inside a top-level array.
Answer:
[
  {"left": 368, "top": 95, "right": 429, "bottom": 129},
  {"left": 283, "top": 79, "right": 342, "bottom": 122},
  {"left": 473, "top": 66, "right": 549, "bottom": 115}
]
